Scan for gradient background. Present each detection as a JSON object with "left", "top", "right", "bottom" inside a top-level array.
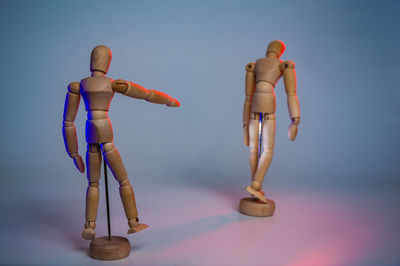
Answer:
[{"left": 0, "top": 0, "right": 399, "bottom": 265}]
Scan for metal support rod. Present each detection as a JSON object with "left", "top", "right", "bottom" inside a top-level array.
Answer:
[
  {"left": 103, "top": 158, "right": 112, "bottom": 241},
  {"left": 258, "top": 113, "right": 263, "bottom": 161}
]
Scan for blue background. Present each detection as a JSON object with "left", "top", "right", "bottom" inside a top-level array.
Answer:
[{"left": 0, "top": 0, "right": 399, "bottom": 265}]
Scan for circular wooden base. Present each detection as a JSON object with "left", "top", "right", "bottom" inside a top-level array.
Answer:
[
  {"left": 239, "top": 197, "right": 276, "bottom": 217},
  {"left": 89, "top": 236, "right": 131, "bottom": 260}
]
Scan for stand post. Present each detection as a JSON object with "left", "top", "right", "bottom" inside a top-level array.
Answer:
[{"left": 103, "top": 158, "right": 112, "bottom": 240}]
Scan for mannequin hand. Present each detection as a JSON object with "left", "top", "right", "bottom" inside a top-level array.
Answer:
[
  {"left": 288, "top": 117, "right": 300, "bottom": 141},
  {"left": 73, "top": 154, "right": 85, "bottom": 173},
  {"left": 244, "top": 125, "right": 249, "bottom": 146},
  {"left": 168, "top": 98, "right": 180, "bottom": 107}
]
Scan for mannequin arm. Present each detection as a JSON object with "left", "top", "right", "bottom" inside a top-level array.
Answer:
[
  {"left": 243, "top": 62, "right": 256, "bottom": 146},
  {"left": 281, "top": 60, "right": 301, "bottom": 141},
  {"left": 112, "top": 79, "right": 180, "bottom": 107},
  {"left": 62, "top": 82, "right": 84, "bottom": 173}
]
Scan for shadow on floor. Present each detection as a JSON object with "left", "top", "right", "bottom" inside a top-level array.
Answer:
[{"left": 12, "top": 197, "right": 89, "bottom": 254}]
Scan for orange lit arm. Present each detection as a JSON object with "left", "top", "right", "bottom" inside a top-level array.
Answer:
[{"left": 112, "top": 79, "right": 180, "bottom": 107}]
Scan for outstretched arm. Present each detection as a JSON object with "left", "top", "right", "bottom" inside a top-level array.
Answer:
[
  {"left": 62, "top": 82, "right": 84, "bottom": 173},
  {"left": 112, "top": 79, "right": 180, "bottom": 107},
  {"left": 281, "top": 60, "right": 301, "bottom": 141},
  {"left": 243, "top": 62, "right": 256, "bottom": 146}
]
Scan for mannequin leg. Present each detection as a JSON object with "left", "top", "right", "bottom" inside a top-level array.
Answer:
[
  {"left": 82, "top": 143, "right": 101, "bottom": 240},
  {"left": 249, "top": 115, "right": 260, "bottom": 180},
  {"left": 101, "top": 142, "right": 148, "bottom": 234},
  {"left": 253, "top": 115, "right": 276, "bottom": 189},
  {"left": 247, "top": 114, "right": 276, "bottom": 203}
]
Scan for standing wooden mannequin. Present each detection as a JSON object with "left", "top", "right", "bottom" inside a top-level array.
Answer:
[
  {"left": 62, "top": 45, "right": 180, "bottom": 242},
  {"left": 240, "top": 40, "right": 300, "bottom": 216}
]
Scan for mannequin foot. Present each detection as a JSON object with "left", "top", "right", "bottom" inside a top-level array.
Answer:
[
  {"left": 246, "top": 186, "right": 267, "bottom": 203},
  {"left": 127, "top": 223, "right": 149, "bottom": 234},
  {"left": 127, "top": 218, "right": 149, "bottom": 234},
  {"left": 81, "top": 221, "right": 96, "bottom": 240},
  {"left": 81, "top": 227, "right": 96, "bottom": 240}
]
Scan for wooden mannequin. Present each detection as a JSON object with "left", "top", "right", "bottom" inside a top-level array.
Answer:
[
  {"left": 62, "top": 45, "right": 180, "bottom": 241},
  {"left": 240, "top": 40, "right": 300, "bottom": 216}
]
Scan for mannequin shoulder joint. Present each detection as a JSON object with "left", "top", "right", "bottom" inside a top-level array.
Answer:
[
  {"left": 246, "top": 62, "right": 256, "bottom": 72},
  {"left": 67, "top": 82, "right": 80, "bottom": 94},
  {"left": 280, "top": 60, "right": 295, "bottom": 71}
]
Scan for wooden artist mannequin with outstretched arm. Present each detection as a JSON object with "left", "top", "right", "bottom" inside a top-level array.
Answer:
[
  {"left": 62, "top": 45, "right": 180, "bottom": 240},
  {"left": 240, "top": 40, "right": 300, "bottom": 216}
]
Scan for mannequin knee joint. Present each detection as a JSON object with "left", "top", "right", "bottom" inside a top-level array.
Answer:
[
  {"left": 263, "top": 149, "right": 273, "bottom": 157},
  {"left": 89, "top": 181, "right": 99, "bottom": 188},
  {"left": 249, "top": 144, "right": 258, "bottom": 151},
  {"left": 101, "top": 142, "right": 115, "bottom": 153},
  {"left": 120, "top": 179, "right": 130, "bottom": 187}
]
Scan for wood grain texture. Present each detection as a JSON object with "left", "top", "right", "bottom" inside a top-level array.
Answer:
[
  {"left": 239, "top": 197, "right": 275, "bottom": 217},
  {"left": 89, "top": 236, "right": 130, "bottom": 261}
]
